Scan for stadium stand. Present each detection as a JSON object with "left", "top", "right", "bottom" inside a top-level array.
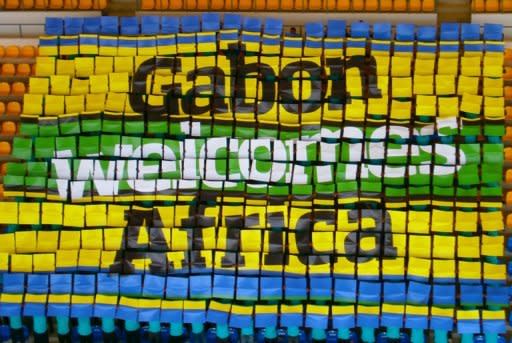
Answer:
[
  {"left": 0, "top": 12, "right": 505, "bottom": 343},
  {"left": 0, "top": 0, "right": 509, "bottom": 340},
  {"left": 139, "top": 0, "right": 436, "bottom": 11}
]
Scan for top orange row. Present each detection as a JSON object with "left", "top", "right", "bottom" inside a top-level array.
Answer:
[
  {"left": 473, "top": 0, "right": 512, "bottom": 11},
  {"left": 138, "top": 0, "right": 512, "bottom": 12},
  {"left": 0, "top": 0, "right": 509, "bottom": 12},
  {"left": 140, "top": 0, "right": 436, "bottom": 11},
  {"left": 0, "top": 46, "right": 37, "bottom": 58},
  {"left": 0, "top": 0, "right": 106, "bottom": 9}
]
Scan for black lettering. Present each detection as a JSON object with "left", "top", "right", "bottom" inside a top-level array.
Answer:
[
  {"left": 325, "top": 57, "right": 346, "bottom": 109},
  {"left": 279, "top": 61, "right": 323, "bottom": 114},
  {"left": 129, "top": 57, "right": 181, "bottom": 118},
  {"left": 292, "top": 211, "right": 336, "bottom": 265},
  {"left": 263, "top": 211, "right": 286, "bottom": 265},
  {"left": 183, "top": 66, "right": 229, "bottom": 115},
  {"left": 345, "top": 55, "right": 382, "bottom": 102},
  {"left": 344, "top": 209, "right": 396, "bottom": 263},
  {"left": 230, "top": 46, "right": 277, "bottom": 116},
  {"left": 110, "top": 208, "right": 172, "bottom": 274}
]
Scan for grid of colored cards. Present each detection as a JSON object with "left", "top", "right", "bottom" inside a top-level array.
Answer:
[{"left": 0, "top": 14, "right": 507, "bottom": 342}]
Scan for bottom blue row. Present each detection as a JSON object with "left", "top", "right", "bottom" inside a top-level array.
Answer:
[{"left": 0, "top": 324, "right": 508, "bottom": 343}]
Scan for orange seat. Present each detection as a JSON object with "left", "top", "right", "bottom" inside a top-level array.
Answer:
[
  {"left": 393, "top": 0, "right": 407, "bottom": 10},
  {"left": 252, "top": 0, "right": 264, "bottom": 9},
  {"left": 0, "top": 142, "right": 11, "bottom": 156},
  {"left": 353, "top": 0, "right": 364, "bottom": 10},
  {"left": 6, "top": 102, "right": 21, "bottom": 116},
  {"left": 281, "top": 0, "right": 294, "bottom": 9},
  {"left": 20, "top": 45, "right": 36, "bottom": 58},
  {"left": 92, "top": 0, "right": 106, "bottom": 9},
  {"left": 4, "top": 0, "right": 21, "bottom": 9},
  {"left": 504, "top": 0, "right": 512, "bottom": 11},
  {"left": 422, "top": 0, "right": 434, "bottom": 10},
  {"left": 325, "top": 0, "right": 336, "bottom": 9},
  {"left": 266, "top": 0, "right": 279, "bottom": 9},
  {"left": 365, "top": 0, "right": 378, "bottom": 10},
  {"left": 232, "top": 0, "right": 240, "bottom": 11},
  {"left": 49, "top": 0, "right": 64, "bottom": 9},
  {"left": 34, "top": 0, "right": 48, "bottom": 8},
  {"left": 336, "top": 0, "right": 349, "bottom": 10},
  {"left": 1, "top": 121, "right": 17, "bottom": 135},
  {"left": 486, "top": 0, "right": 499, "bottom": 11},
  {"left": 506, "top": 169, "right": 512, "bottom": 183},
  {"left": 294, "top": 0, "right": 304, "bottom": 10},
  {"left": 16, "top": 64, "right": 31, "bottom": 76},
  {"left": 504, "top": 67, "right": 512, "bottom": 80},
  {"left": 380, "top": 0, "right": 392, "bottom": 10},
  {"left": 156, "top": 0, "right": 170, "bottom": 9},
  {"left": 63, "top": 0, "right": 77, "bottom": 8},
  {"left": 0, "top": 185, "right": 4, "bottom": 199},
  {"left": 505, "top": 86, "right": 512, "bottom": 99},
  {"left": 210, "top": 0, "right": 223, "bottom": 9},
  {"left": 409, "top": 0, "right": 421, "bottom": 11},
  {"left": 505, "top": 127, "right": 512, "bottom": 142},
  {"left": 506, "top": 49, "right": 512, "bottom": 60},
  {"left": 507, "top": 191, "right": 512, "bottom": 205},
  {"left": 1, "top": 64, "right": 15, "bottom": 76},
  {"left": 239, "top": 0, "right": 253, "bottom": 9},
  {"left": 473, "top": 0, "right": 484, "bottom": 11},
  {"left": 0, "top": 83, "right": 10, "bottom": 96},
  {"left": 0, "top": 163, "right": 6, "bottom": 175},
  {"left": 196, "top": 0, "right": 208, "bottom": 9},
  {"left": 506, "top": 107, "right": 512, "bottom": 120},
  {"left": 11, "top": 82, "right": 26, "bottom": 96},
  {"left": 22, "top": 0, "right": 35, "bottom": 8},
  {"left": 0, "top": 102, "right": 4, "bottom": 115},
  {"left": 168, "top": 0, "right": 182, "bottom": 9},
  {"left": 5, "top": 46, "right": 19, "bottom": 58},
  {"left": 77, "top": 0, "right": 92, "bottom": 8},
  {"left": 140, "top": 0, "right": 154, "bottom": 9},
  {"left": 0, "top": 47, "right": 4, "bottom": 58},
  {"left": 31, "top": 64, "right": 37, "bottom": 76},
  {"left": 309, "top": 0, "right": 323, "bottom": 10}
]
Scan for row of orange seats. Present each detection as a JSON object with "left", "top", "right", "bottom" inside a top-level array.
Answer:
[
  {"left": 0, "top": 102, "right": 22, "bottom": 116},
  {"left": 0, "top": 121, "right": 18, "bottom": 135},
  {"left": 473, "top": 0, "right": 512, "bottom": 11},
  {"left": 503, "top": 49, "right": 512, "bottom": 124},
  {"left": 0, "top": 46, "right": 37, "bottom": 58},
  {"left": 0, "top": 64, "right": 35, "bottom": 77},
  {"left": 0, "top": 0, "right": 106, "bottom": 9},
  {"left": 140, "top": 0, "right": 435, "bottom": 11},
  {"left": 0, "top": 82, "right": 27, "bottom": 96}
]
